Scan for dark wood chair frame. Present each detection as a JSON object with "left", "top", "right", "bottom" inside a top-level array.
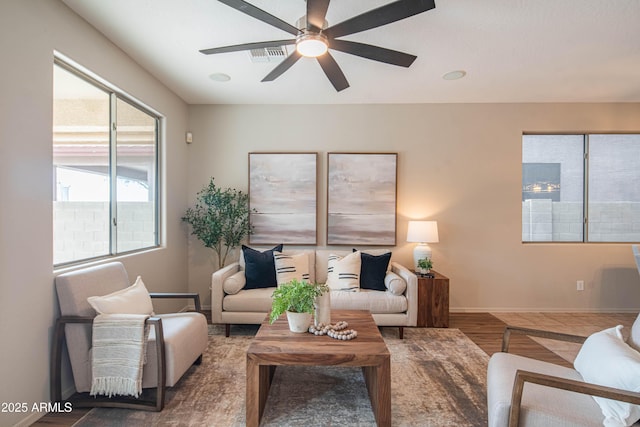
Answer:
[
  {"left": 501, "top": 325, "right": 640, "bottom": 427},
  {"left": 51, "top": 292, "right": 202, "bottom": 412}
]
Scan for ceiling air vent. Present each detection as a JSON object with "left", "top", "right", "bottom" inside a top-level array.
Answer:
[{"left": 248, "top": 46, "right": 288, "bottom": 63}]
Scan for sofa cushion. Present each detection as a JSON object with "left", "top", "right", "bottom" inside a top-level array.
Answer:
[
  {"left": 359, "top": 251, "right": 391, "bottom": 291},
  {"left": 222, "top": 271, "right": 246, "bottom": 295},
  {"left": 223, "top": 288, "right": 276, "bottom": 312},
  {"left": 315, "top": 250, "right": 349, "bottom": 284},
  {"left": 574, "top": 325, "right": 640, "bottom": 427},
  {"left": 87, "top": 276, "right": 154, "bottom": 315},
  {"left": 330, "top": 289, "right": 407, "bottom": 313},
  {"left": 242, "top": 244, "right": 283, "bottom": 290},
  {"left": 326, "top": 251, "right": 361, "bottom": 292},
  {"left": 385, "top": 271, "right": 407, "bottom": 295},
  {"left": 274, "top": 252, "right": 310, "bottom": 285}
]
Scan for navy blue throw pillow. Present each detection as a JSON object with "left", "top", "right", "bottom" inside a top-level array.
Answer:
[
  {"left": 357, "top": 251, "right": 391, "bottom": 291},
  {"left": 242, "top": 244, "right": 283, "bottom": 289}
]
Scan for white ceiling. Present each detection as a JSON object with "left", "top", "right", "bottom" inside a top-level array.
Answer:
[{"left": 61, "top": 0, "right": 640, "bottom": 105}]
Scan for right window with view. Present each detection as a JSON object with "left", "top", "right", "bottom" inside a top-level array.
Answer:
[{"left": 522, "top": 134, "right": 640, "bottom": 243}]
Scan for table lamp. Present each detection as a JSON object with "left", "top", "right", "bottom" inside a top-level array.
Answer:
[{"left": 406, "top": 220, "right": 439, "bottom": 271}]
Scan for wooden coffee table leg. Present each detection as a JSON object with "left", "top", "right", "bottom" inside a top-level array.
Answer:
[
  {"left": 363, "top": 357, "right": 391, "bottom": 427},
  {"left": 246, "top": 357, "right": 260, "bottom": 427},
  {"left": 246, "top": 356, "right": 275, "bottom": 427}
]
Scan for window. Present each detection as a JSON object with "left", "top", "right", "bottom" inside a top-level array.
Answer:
[
  {"left": 53, "top": 58, "right": 160, "bottom": 266},
  {"left": 522, "top": 134, "right": 640, "bottom": 243}
]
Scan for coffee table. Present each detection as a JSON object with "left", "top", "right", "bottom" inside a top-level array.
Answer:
[{"left": 246, "top": 309, "right": 391, "bottom": 427}]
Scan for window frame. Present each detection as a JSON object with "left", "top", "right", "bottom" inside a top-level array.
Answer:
[
  {"left": 53, "top": 54, "right": 162, "bottom": 267},
  {"left": 522, "top": 132, "right": 640, "bottom": 244}
]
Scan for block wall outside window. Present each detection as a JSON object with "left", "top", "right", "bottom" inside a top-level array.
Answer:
[{"left": 522, "top": 134, "right": 640, "bottom": 243}]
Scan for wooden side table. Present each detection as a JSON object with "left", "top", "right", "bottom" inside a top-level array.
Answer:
[{"left": 416, "top": 270, "right": 449, "bottom": 328}]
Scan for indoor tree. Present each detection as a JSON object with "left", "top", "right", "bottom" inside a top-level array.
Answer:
[{"left": 182, "top": 177, "right": 251, "bottom": 269}]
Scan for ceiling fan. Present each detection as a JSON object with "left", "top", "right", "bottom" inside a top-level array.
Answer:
[{"left": 200, "top": 0, "right": 436, "bottom": 92}]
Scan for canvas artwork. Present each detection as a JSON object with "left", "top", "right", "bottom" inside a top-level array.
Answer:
[
  {"left": 249, "top": 152, "right": 317, "bottom": 245},
  {"left": 327, "top": 153, "right": 397, "bottom": 245}
]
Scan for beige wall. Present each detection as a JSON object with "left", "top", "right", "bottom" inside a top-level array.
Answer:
[
  {"left": 187, "top": 104, "right": 640, "bottom": 312},
  {"left": 0, "top": 1, "right": 189, "bottom": 426}
]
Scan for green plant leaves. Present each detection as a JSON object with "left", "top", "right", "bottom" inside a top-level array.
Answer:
[
  {"left": 269, "top": 280, "right": 329, "bottom": 324},
  {"left": 182, "top": 177, "right": 252, "bottom": 268}
]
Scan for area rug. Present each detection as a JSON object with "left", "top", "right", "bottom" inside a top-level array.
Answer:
[{"left": 73, "top": 326, "right": 488, "bottom": 426}]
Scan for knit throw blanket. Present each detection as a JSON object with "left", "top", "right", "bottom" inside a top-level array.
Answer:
[{"left": 90, "top": 313, "right": 150, "bottom": 398}]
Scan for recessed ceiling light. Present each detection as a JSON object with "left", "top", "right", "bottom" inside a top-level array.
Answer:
[
  {"left": 442, "top": 70, "right": 466, "bottom": 80},
  {"left": 209, "top": 73, "right": 231, "bottom": 82}
]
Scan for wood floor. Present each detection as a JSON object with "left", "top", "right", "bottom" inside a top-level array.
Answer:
[{"left": 33, "top": 311, "right": 636, "bottom": 426}]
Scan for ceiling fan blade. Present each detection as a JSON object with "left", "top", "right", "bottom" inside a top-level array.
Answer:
[
  {"left": 316, "top": 52, "right": 349, "bottom": 92},
  {"left": 200, "top": 39, "right": 296, "bottom": 55},
  {"left": 324, "top": 0, "right": 436, "bottom": 39},
  {"left": 261, "top": 51, "right": 302, "bottom": 82},
  {"left": 218, "top": 0, "right": 300, "bottom": 36},
  {"left": 329, "top": 39, "right": 416, "bottom": 67},
  {"left": 306, "top": 0, "right": 330, "bottom": 31}
]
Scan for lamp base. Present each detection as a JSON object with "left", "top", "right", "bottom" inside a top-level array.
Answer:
[{"left": 413, "top": 244, "right": 432, "bottom": 272}]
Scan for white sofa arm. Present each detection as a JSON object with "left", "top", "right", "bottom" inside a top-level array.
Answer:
[
  {"left": 211, "top": 262, "right": 240, "bottom": 324},
  {"left": 390, "top": 261, "right": 418, "bottom": 327}
]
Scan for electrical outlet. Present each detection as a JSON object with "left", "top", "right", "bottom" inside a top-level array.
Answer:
[{"left": 576, "top": 280, "right": 584, "bottom": 291}]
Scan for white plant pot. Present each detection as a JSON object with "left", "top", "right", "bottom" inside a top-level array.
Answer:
[
  {"left": 314, "top": 292, "right": 331, "bottom": 326},
  {"left": 286, "top": 311, "right": 312, "bottom": 333}
]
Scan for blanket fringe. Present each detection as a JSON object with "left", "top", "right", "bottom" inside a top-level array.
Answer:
[{"left": 90, "top": 376, "right": 143, "bottom": 398}]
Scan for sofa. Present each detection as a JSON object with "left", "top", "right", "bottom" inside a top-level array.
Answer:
[{"left": 211, "top": 247, "right": 418, "bottom": 338}]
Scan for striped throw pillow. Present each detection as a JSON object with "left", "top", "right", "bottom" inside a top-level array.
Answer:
[
  {"left": 326, "top": 251, "right": 361, "bottom": 292},
  {"left": 274, "top": 252, "right": 311, "bottom": 285}
]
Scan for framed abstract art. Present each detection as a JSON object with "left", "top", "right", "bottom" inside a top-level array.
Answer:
[
  {"left": 327, "top": 153, "right": 397, "bottom": 245},
  {"left": 249, "top": 152, "right": 317, "bottom": 244}
]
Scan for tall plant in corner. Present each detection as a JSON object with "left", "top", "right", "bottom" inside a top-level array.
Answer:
[{"left": 182, "top": 177, "right": 251, "bottom": 269}]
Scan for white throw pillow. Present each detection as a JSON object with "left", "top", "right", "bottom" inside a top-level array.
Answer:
[
  {"left": 87, "top": 276, "right": 154, "bottom": 315},
  {"left": 222, "top": 271, "right": 246, "bottom": 295},
  {"left": 628, "top": 313, "right": 640, "bottom": 352},
  {"left": 574, "top": 325, "right": 640, "bottom": 427},
  {"left": 274, "top": 252, "right": 310, "bottom": 285},
  {"left": 384, "top": 271, "right": 406, "bottom": 295},
  {"left": 326, "top": 251, "right": 361, "bottom": 292}
]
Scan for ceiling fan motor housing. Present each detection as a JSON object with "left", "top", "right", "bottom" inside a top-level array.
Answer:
[{"left": 295, "top": 15, "right": 328, "bottom": 31}]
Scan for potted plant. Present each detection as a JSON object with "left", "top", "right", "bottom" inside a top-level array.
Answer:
[
  {"left": 417, "top": 258, "right": 433, "bottom": 275},
  {"left": 269, "top": 280, "right": 329, "bottom": 333},
  {"left": 182, "top": 177, "right": 252, "bottom": 269}
]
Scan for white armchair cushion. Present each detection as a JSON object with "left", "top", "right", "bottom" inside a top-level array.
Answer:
[
  {"left": 87, "top": 276, "right": 154, "bottom": 315},
  {"left": 222, "top": 271, "right": 246, "bottom": 295},
  {"left": 574, "top": 325, "right": 640, "bottom": 427},
  {"left": 384, "top": 271, "right": 407, "bottom": 296}
]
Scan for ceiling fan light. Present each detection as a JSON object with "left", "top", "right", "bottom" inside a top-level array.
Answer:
[{"left": 296, "top": 33, "right": 328, "bottom": 57}]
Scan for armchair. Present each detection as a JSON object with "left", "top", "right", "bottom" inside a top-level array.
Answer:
[
  {"left": 51, "top": 262, "right": 208, "bottom": 411},
  {"left": 488, "top": 325, "right": 640, "bottom": 427}
]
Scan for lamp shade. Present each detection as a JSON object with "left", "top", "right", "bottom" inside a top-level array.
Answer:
[
  {"left": 406, "top": 221, "right": 439, "bottom": 243},
  {"left": 407, "top": 220, "right": 439, "bottom": 271}
]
